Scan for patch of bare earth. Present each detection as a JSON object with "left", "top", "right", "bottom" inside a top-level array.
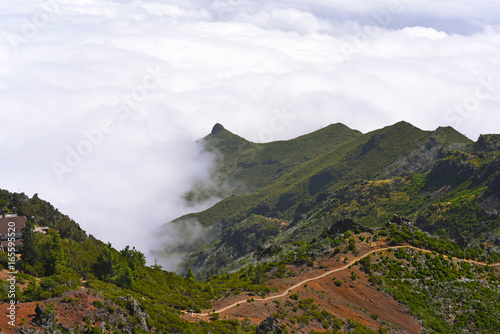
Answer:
[
  {"left": 188, "top": 240, "right": 422, "bottom": 333},
  {"left": 0, "top": 288, "right": 105, "bottom": 333}
]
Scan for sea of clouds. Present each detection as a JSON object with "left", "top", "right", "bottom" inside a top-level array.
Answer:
[{"left": 1, "top": 0, "right": 499, "bottom": 267}]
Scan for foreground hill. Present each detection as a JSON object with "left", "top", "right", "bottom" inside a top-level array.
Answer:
[{"left": 2, "top": 192, "right": 498, "bottom": 333}]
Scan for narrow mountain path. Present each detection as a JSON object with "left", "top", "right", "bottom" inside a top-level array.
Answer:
[{"left": 189, "top": 245, "right": 500, "bottom": 317}]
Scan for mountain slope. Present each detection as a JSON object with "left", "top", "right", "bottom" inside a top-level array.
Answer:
[
  {"left": 184, "top": 122, "right": 472, "bottom": 227},
  {"left": 184, "top": 122, "right": 362, "bottom": 203},
  {"left": 167, "top": 122, "right": 482, "bottom": 278}
]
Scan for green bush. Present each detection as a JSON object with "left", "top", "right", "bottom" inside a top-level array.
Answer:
[{"left": 92, "top": 300, "right": 105, "bottom": 308}]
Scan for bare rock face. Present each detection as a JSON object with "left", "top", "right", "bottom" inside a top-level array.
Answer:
[
  {"left": 119, "top": 297, "right": 149, "bottom": 331},
  {"left": 256, "top": 316, "right": 283, "bottom": 334}
]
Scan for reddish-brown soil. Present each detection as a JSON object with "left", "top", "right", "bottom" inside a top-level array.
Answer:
[
  {"left": 0, "top": 287, "right": 104, "bottom": 333},
  {"left": 185, "top": 240, "right": 424, "bottom": 333},
  {"left": 185, "top": 238, "right": 500, "bottom": 332}
]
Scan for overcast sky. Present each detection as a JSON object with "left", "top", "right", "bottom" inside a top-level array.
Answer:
[{"left": 1, "top": 0, "right": 500, "bottom": 263}]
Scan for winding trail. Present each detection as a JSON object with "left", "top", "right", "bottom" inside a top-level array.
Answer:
[{"left": 188, "top": 245, "right": 500, "bottom": 317}]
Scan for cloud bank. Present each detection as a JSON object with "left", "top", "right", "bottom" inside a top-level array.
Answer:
[{"left": 1, "top": 0, "right": 500, "bottom": 267}]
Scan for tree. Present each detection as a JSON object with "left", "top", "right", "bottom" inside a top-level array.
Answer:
[
  {"left": 185, "top": 268, "right": 195, "bottom": 282},
  {"left": 246, "top": 264, "right": 255, "bottom": 281},
  {"left": 253, "top": 263, "right": 265, "bottom": 284},
  {"left": 93, "top": 245, "right": 117, "bottom": 281},
  {"left": 120, "top": 246, "right": 146, "bottom": 280},
  {"left": 116, "top": 264, "right": 134, "bottom": 287},
  {"left": 40, "top": 231, "right": 65, "bottom": 276},
  {"left": 20, "top": 219, "right": 39, "bottom": 267}
]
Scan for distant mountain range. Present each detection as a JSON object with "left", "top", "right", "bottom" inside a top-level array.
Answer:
[{"left": 167, "top": 121, "right": 500, "bottom": 278}]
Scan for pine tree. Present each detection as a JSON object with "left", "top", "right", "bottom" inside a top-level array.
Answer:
[
  {"left": 253, "top": 263, "right": 264, "bottom": 284},
  {"left": 41, "top": 231, "right": 64, "bottom": 276},
  {"left": 94, "top": 245, "right": 117, "bottom": 281},
  {"left": 20, "top": 219, "right": 39, "bottom": 267},
  {"left": 185, "top": 268, "right": 195, "bottom": 281}
]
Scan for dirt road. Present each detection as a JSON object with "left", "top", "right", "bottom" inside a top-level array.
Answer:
[{"left": 191, "top": 245, "right": 500, "bottom": 317}]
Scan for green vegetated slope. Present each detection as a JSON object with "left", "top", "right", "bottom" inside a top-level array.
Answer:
[
  {"left": 184, "top": 122, "right": 362, "bottom": 203},
  {"left": 245, "top": 220, "right": 500, "bottom": 333},
  {"left": 185, "top": 122, "right": 470, "bottom": 227},
  {"left": 0, "top": 189, "right": 272, "bottom": 333},
  {"left": 173, "top": 122, "right": 500, "bottom": 278},
  {"left": 1, "top": 189, "right": 393, "bottom": 333}
]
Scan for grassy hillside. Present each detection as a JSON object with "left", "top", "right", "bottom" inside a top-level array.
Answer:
[
  {"left": 183, "top": 122, "right": 472, "bottom": 228},
  {"left": 172, "top": 122, "right": 484, "bottom": 277},
  {"left": 184, "top": 123, "right": 362, "bottom": 203}
]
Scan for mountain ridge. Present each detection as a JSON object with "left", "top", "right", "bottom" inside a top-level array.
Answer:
[{"left": 165, "top": 121, "right": 496, "bottom": 280}]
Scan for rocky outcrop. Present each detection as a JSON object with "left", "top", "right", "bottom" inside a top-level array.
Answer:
[
  {"left": 15, "top": 327, "right": 39, "bottom": 334},
  {"left": 489, "top": 172, "right": 500, "bottom": 194},
  {"left": 430, "top": 159, "right": 475, "bottom": 183},
  {"left": 33, "top": 304, "right": 57, "bottom": 328},
  {"left": 388, "top": 214, "right": 413, "bottom": 227},
  {"left": 211, "top": 123, "right": 225, "bottom": 135},
  {"left": 254, "top": 244, "right": 282, "bottom": 259},
  {"left": 119, "top": 297, "right": 149, "bottom": 331},
  {"left": 323, "top": 218, "right": 373, "bottom": 237},
  {"left": 256, "top": 316, "right": 283, "bottom": 334},
  {"left": 475, "top": 134, "right": 500, "bottom": 151}
]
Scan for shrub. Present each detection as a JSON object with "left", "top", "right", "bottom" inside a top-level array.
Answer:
[
  {"left": 39, "top": 291, "right": 52, "bottom": 299},
  {"left": 378, "top": 230, "right": 388, "bottom": 237},
  {"left": 92, "top": 300, "right": 105, "bottom": 308}
]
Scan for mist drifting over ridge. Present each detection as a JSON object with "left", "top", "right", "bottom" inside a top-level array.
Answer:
[{"left": 1, "top": 0, "right": 500, "bottom": 264}]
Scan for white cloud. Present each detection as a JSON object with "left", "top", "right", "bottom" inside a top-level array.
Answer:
[{"left": 1, "top": 0, "right": 500, "bottom": 268}]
